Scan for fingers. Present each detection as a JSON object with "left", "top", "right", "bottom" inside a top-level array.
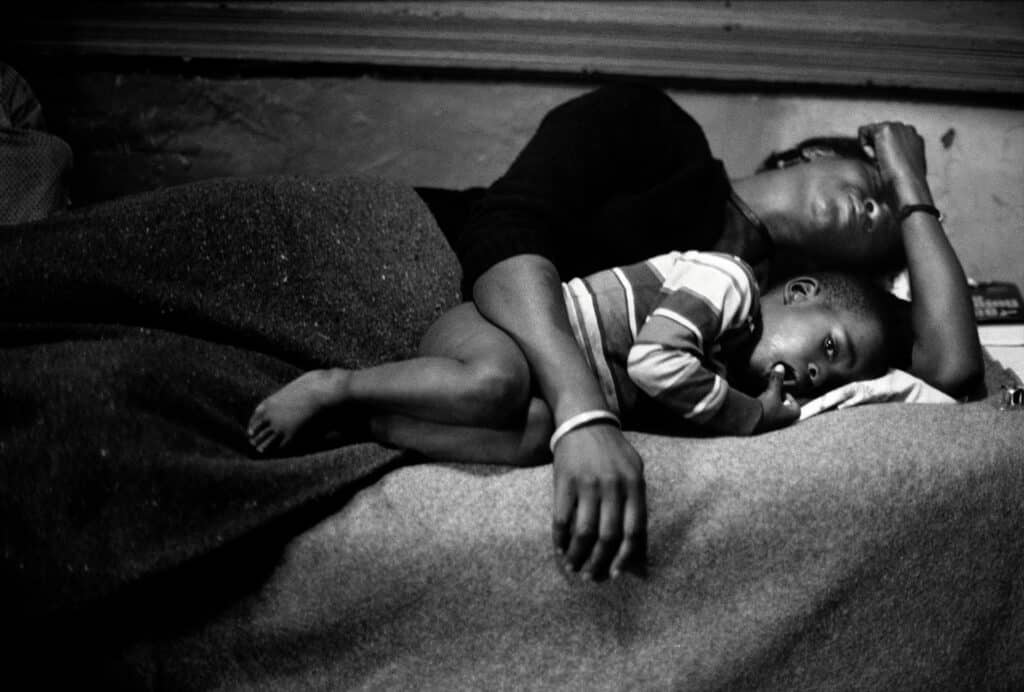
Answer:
[
  {"left": 552, "top": 467, "right": 574, "bottom": 556},
  {"left": 857, "top": 123, "right": 876, "bottom": 146},
  {"left": 766, "top": 363, "right": 785, "bottom": 401},
  {"left": 783, "top": 393, "right": 801, "bottom": 421},
  {"left": 564, "top": 479, "right": 599, "bottom": 573},
  {"left": 610, "top": 473, "right": 647, "bottom": 579},
  {"left": 549, "top": 427, "right": 647, "bottom": 583},
  {"left": 562, "top": 477, "right": 646, "bottom": 581},
  {"left": 580, "top": 479, "right": 623, "bottom": 580}
]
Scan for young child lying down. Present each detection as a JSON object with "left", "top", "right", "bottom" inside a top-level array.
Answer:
[{"left": 248, "top": 249, "right": 910, "bottom": 463}]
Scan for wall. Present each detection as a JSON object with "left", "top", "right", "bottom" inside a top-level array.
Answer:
[
  {"left": 21, "top": 69, "right": 1024, "bottom": 290},
  {"left": 4, "top": 2, "right": 1023, "bottom": 286}
]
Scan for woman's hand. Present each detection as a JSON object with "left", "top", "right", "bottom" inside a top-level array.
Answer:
[
  {"left": 552, "top": 424, "right": 646, "bottom": 580},
  {"left": 474, "top": 255, "right": 649, "bottom": 582},
  {"left": 858, "top": 122, "right": 932, "bottom": 207},
  {"left": 860, "top": 122, "right": 982, "bottom": 398}
]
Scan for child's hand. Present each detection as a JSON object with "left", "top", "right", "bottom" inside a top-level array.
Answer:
[{"left": 755, "top": 364, "right": 801, "bottom": 433}]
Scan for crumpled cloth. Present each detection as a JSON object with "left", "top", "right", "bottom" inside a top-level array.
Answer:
[
  {"left": 800, "top": 368, "right": 955, "bottom": 420},
  {"left": 0, "top": 62, "right": 72, "bottom": 224}
]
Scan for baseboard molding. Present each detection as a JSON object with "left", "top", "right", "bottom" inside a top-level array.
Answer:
[{"left": 5, "top": 1, "right": 1023, "bottom": 95}]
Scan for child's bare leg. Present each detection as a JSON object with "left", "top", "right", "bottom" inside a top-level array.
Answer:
[
  {"left": 249, "top": 302, "right": 532, "bottom": 454},
  {"left": 370, "top": 397, "right": 553, "bottom": 466}
]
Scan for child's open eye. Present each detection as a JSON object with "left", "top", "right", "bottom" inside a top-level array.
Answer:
[{"left": 824, "top": 336, "right": 838, "bottom": 360}]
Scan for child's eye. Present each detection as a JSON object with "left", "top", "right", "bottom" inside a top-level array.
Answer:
[{"left": 824, "top": 336, "right": 838, "bottom": 360}]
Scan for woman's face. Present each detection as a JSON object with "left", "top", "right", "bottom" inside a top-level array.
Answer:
[{"left": 785, "top": 157, "right": 899, "bottom": 265}]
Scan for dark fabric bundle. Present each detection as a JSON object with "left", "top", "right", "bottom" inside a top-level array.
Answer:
[
  {"left": 0, "top": 62, "right": 72, "bottom": 224},
  {"left": 0, "top": 175, "right": 461, "bottom": 622}
]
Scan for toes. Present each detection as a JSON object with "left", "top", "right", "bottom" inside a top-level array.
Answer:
[
  {"left": 247, "top": 416, "right": 268, "bottom": 439},
  {"left": 247, "top": 403, "right": 269, "bottom": 430},
  {"left": 251, "top": 427, "right": 280, "bottom": 454}
]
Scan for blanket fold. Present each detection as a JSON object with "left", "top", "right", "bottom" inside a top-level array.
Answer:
[{"left": 0, "top": 175, "right": 461, "bottom": 618}]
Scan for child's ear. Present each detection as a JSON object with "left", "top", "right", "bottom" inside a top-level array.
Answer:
[{"left": 783, "top": 276, "right": 821, "bottom": 305}]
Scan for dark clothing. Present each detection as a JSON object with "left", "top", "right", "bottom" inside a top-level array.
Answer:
[{"left": 416, "top": 83, "right": 733, "bottom": 296}]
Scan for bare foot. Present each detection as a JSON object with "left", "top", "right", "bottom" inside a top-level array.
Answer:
[{"left": 248, "top": 369, "right": 349, "bottom": 454}]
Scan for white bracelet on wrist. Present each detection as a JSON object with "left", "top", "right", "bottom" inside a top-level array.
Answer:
[{"left": 549, "top": 410, "right": 622, "bottom": 453}]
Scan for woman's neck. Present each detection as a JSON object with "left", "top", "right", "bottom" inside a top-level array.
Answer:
[
  {"left": 715, "top": 181, "right": 773, "bottom": 265},
  {"left": 730, "top": 172, "right": 803, "bottom": 251}
]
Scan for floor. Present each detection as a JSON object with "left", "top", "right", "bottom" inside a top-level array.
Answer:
[
  {"left": 21, "top": 69, "right": 1024, "bottom": 377},
  {"left": 30, "top": 71, "right": 1023, "bottom": 286}
]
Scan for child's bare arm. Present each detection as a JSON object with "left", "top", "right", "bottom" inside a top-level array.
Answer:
[{"left": 860, "top": 122, "right": 983, "bottom": 398}]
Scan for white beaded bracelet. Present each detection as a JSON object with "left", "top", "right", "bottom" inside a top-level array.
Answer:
[{"left": 549, "top": 410, "right": 622, "bottom": 453}]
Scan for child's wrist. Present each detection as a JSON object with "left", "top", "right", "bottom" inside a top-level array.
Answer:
[{"left": 750, "top": 401, "right": 767, "bottom": 434}]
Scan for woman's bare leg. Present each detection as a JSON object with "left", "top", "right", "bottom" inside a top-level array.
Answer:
[{"left": 248, "top": 302, "right": 535, "bottom": 454}]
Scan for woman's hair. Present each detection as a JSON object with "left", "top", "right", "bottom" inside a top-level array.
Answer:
[
  {"left": 757, "top": 136, "right": 872, "bottom": 173},
  {"left": 811, "top": 271, "right": 913, "bottom": 372}
]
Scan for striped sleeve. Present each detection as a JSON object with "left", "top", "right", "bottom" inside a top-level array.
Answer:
[{"left": 626, "top": 252, "right": 762, "bottom": 434}]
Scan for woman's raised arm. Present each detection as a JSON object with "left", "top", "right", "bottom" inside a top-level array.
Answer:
[{"left": 860, "top": 122, "right": 983, "bottom": 398}]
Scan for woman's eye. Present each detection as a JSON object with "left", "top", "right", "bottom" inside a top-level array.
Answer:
[{"left": 824, "top": 336, "right": 837, "bottom": 359}]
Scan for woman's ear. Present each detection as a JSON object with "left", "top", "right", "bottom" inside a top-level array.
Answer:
[{"left": 783, "top": 276, "right": 821, "bottom": 305}]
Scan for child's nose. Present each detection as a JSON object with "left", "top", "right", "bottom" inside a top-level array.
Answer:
[{"left": 807, "top": 362, "right": 820, "bottom": 383}]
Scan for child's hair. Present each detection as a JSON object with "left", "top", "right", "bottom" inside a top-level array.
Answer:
[
  {"left": 809, "top": 271, "right": 913, "bottom": 372},
  {"left": 757, "top": 136, "right": 871, "bottom": 172}
]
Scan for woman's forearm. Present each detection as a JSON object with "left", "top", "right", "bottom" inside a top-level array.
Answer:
[
  {"left": 473, "top": 254, "right": 647, "bottom": 581},
  {"left": 472, "top": 254, "right": 608, "bottom": 419},
  {"left": 896, "top": 178, "right": 983, "bottom": 397},
  {"left": 862, "top": 121, "right": 982, "bottom": 398}
]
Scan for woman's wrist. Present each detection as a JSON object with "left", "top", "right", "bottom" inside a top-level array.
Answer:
[
  {"left": 897, "top": 204, "right": 943, "bottom": 225},
  {"left": 890, "top": 172, "right": 934, "bottom": 208},
  {"left": 549, "top": 410, "right": 622, "bottom": 452}
]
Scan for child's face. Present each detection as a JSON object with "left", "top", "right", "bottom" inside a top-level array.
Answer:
[{"left": 745, "top": 284, "right": 887, "bottom": 401}]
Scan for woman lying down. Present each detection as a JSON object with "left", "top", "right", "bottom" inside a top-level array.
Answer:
[{"left": 249, "top": 86, "right": 982, "bottom": 582}]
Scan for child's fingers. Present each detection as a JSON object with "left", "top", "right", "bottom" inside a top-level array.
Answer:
[{"left": 766, "top": 364, "right": 785, "bottom": 400}]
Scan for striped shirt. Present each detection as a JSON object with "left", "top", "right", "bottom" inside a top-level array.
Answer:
[{"left": 562, "top": 250, "right": 763, "bottom": 434}]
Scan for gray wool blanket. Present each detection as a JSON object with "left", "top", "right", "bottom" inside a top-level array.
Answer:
[{"left": 1, "top": 175, "right": 1021, "bottom": 690}]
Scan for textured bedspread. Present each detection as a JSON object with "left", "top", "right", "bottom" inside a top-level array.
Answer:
[
  {"left": 0, "top": 176, "right": 460, "bottom": 645},
  {"left": 1, "top": 175, "right": 1021, "bottom": 689},
  {"left": 143, "top": 401, "right": 1024, "bottom": 691}
]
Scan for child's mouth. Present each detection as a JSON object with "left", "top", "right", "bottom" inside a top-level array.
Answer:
[{"left": 774, "top": 362, "right": 799, "bottom": 389}]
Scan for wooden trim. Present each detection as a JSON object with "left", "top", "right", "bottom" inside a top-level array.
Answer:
[{"left": 6, "top": 1, "right": 1023, "bottom": 94}]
